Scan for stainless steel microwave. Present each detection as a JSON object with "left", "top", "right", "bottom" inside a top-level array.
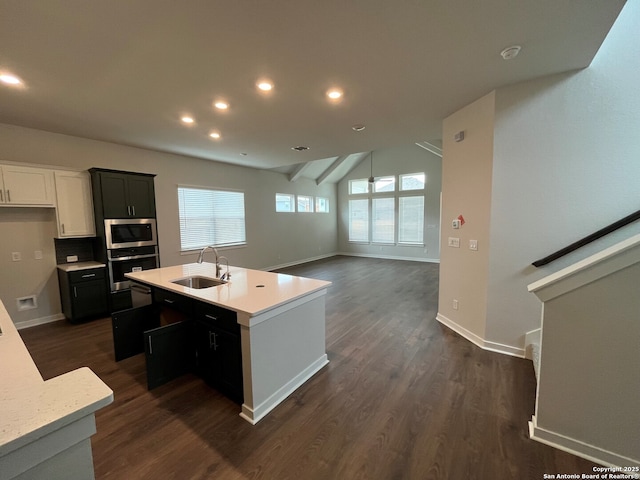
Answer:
[{"left": 104, "top": 218, "right": 157, "bottom": 249}]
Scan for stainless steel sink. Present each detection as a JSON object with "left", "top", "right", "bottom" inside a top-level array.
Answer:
[{"left": 170, "top": 275, "right": 227, "bottom": 289}]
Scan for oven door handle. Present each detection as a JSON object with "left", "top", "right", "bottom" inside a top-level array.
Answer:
[{"left": 108, "top": 253, "right": 158, "bottom": 262}]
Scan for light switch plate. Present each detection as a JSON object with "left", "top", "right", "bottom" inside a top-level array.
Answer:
[
  {"left": 448, "top": 237, "right": 460, "bottom": 248},
  {"left": 469, "top": 240, "right": 478, "bottom": 251}
]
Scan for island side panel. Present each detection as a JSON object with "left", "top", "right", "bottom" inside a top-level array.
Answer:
[{"left": 239, "top": 292, "right": 329, "bottom": 424}]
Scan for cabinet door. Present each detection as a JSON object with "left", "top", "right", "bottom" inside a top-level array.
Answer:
[
  {"left": 1, "top": 165, "right": 55, "bottom": 206},
  {"left": 126, "top": 175, "right": 156, "bottom": 217},
  {"left": 54, "top": 171, "right": 96, "bottom": 237},
  {"left": 144, "top": 321, "right": 194, "bottom": 390},
  {"left": 112, "top": 305, "right": 160, "bottom": 361},
  {"left": 99, "top": 172, "right": 130, "bottom": 218},
  {"left": 194, "top": 318, "right": 243, "bottom": 403},
  {"left": 72, "top": 279, "right": 108, "bottom": 319}
]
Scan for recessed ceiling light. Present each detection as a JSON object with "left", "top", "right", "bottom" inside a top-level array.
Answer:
[
  {"left": 352, "top": 124, "right": 366, "bottom": 132},
  {"left": 0, "top": 73, "right": 23, "bottom": 86},
  {"left": 291, "top": 146, "right": 310, "bottom": 152},
  {"left": 181, "top": 116, "right": 195, "bottom": 124},
  {"left": 327, "top": 88, "right": 343, "bottom": 100},
  {"left": 500, "top": 45, "right": 521, "bottom": 60},
  {"left": 214, "top": 101, "right": 229, "bottom": 110},
  {"left": 209, "top": 131, "right": 221, "bottom": 139},
  {"left": 257, "top": 80, "right": 273, "bottom": 92}
]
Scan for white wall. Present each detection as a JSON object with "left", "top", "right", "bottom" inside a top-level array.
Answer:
[
  {"left": 486, "top": 0, "right": 640, "bottom": 349},
  {"left": 337, "top": 144, "right": 442, "bottom": 261},
  {"left": 0, "top": 123, "right": 337, "bottom": 324},
  {"left": 437, "top": 92, "right": 495, "bottom": 346},
  {"left": 438, "top": 0, "right": 640, "bottom": 354}
]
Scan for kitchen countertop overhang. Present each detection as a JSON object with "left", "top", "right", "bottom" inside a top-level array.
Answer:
[{"left": 125, "top": 262, "right": 331, "bottom": 318}]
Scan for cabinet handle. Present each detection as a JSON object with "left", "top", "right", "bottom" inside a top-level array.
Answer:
[
  {"left": 73, "top": 286, "right": 77, "bottom": 298},
  {"left": 61, "top": 223, "right": 65, "bottom": 234},
  {"left": 127, "top": 205, "right": 131, "bottom": 216},
  {"left": 6, "top": 190, "right": 10, "bottom": 202},
  {"left": 164, "top": 299, "right": 174, "bottom": 304},
  {"left": 0, "top": 190, "right": 3, "bottom": 202},
  {"left": 148, "top": 336, "right": 153, "bottom": 354},
  {"left": 81, "top": 273, "right": 96, "bottom": 278},
  {"left": 205, "top": 314, "right": 217, "bottom": 321},
  {"left": 132, "top": 205, "right": 136, "bottom": 216},
  {"left": 209, "top": 331, "right": 218, "bottom": 350}
]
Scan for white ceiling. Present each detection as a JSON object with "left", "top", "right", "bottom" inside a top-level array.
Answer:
[{"left": 0, "top": 1, "right": 625, "bottom": 181}]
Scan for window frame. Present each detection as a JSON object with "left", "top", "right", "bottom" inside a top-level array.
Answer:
[{"left": 275, "top": 193, "right": 296, "bottom": 212}]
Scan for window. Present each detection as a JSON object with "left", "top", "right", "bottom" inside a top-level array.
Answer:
[
  {"left": 276, "top": 193, "right": 295, "bottom": 212},
  {"left": 372, "top": 197, "right": 395, "bottom": 243},
  {"left": 349, "top": 199, "right": 369, "bottom": 242},
  {"left": 400, "top": 173, "right": 425, "bottom": 191},
  {"left": 177, "top": 186, "right": 246, "bottom": 251},
  {"left": 316, "top": 197, "right": 329, "bottom": 213},
  {"left": 373, "top": 176, "right": 395, "bottom": 193},
  {"left": 398, "top": 196, "right": 424, "bottom": 244},
  {"left": 347, "top": 172, "right": 426, "bottom": 246},
  {"left": 297, "top": 195, "right": 314, "bottom": 212},
  {"left": 349, "top": 179, "right": 369, "bottom": 195}
]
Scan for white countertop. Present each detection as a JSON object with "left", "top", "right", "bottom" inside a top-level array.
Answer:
[
  {"left": 56, "top": 261, "right": 106, "bottom": 272},
  {"left": 0, "top": 300, "right": 113, "bottom": 457},
  {"left": 126, "top": 262, "right": 331, "bottom": 316}
]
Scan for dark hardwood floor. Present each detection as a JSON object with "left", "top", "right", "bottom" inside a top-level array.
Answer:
[{"left": 19, "top": 256, "right": 596, "bottom": 479}]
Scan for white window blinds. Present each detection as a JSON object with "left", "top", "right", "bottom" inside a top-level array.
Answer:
[{"left": 177, "top": 186, "right": 246, "bottom": 250}]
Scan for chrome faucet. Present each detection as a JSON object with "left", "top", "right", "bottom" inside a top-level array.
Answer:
[
  {"left": 218, "top": 256, "right": 231, "bottom": 281},
  {"left": 197, "top": 246, "right": 222, "bottom": 277}
]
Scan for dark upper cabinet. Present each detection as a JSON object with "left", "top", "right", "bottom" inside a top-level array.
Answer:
[{"left": 90, "top": 168, "right": 156, "bottom": 219}]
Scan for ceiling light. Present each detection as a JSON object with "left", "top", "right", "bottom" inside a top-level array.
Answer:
[
  {"left": 214, "top": 101, "right": 229, "bottom": 110},
  {"left": 327, "top": 88, "right": 343, "bottom": 100},
  {"left": 209, "top": 131, "right": 221, "bottom": 139},
  {"left": 500, "top": 45, "right": 522, "bottom": 60},
  {"left": 257, "top": 80, "right": 273, "bottom": 92},
  {"left": 352, "top": 124, "right": 366, "bottom": 132},
  {"left": 291, "top": 146, "right": 310, "bottom": 152},
  {"left": 0, "top": 73, "right": 23, "bottom": 86},
  {"left": 181, "top": 116, "right": 195, "bottom": 124}
]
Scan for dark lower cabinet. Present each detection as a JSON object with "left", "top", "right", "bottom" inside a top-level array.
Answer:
[
  {"left": 112, "top": 305, "right": 160, "bottom": 361},
  {"left": 58, "top": 267, "right": 109, "bottom": 323},
  {"left": 194, "top": 318, "right": 243, "bottom": 403},
  {"left": 144, "top": 321, "right": 194, "bottom": 390},
  {"left": 111, "top": 286, "right": 243, "bottom": 402}
]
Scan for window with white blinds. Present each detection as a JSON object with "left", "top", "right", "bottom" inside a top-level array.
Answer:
[
  {"left": 177, "top": 186, "right": 246, "bottom": 251},
  {"left": 398, "top": 196, "right": 424, "bottom": 244},
  {"left": 349, "top": 199, "right": 369, "bottom": 242},
  {"left": 372, "top": 197, "right": 395, "bottom": 243}
]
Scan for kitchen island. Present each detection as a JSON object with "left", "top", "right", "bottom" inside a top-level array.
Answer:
[
  {"left": 0, "top": 300, "right": 113, "bottom": 479},
  {"left": 126, "top": 262, "right": 331, "bottom": 424}
]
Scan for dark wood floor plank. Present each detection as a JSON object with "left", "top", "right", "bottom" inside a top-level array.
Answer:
[{"left": 18, "top": 255, "right": 598, "bottom": 479}]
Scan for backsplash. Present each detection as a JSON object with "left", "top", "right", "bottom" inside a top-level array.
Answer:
[{"left": 54, "top": 238, "right": 96, "bottom": 264}]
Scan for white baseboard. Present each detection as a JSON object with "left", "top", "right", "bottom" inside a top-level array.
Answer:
[
  {"left": 264, "top": 253, "right": 338, "bottom": 272},
  {"left": 338, "top": 252, "right": 440, "bottom": 263},
  {"left": 15, "top": 313, "right": 65, "bottom": 330},
  {"left": 240, "top": 355, "right": 329, "bottom": 425},
  {"left": 529, "top": 416, "right": 640, "bottom": 469},
  {"left": 436, "top": 312, "right": 525, "bottom": 358}
]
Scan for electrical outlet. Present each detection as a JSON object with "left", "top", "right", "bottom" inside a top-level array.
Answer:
[
  {"left": 11, "top": 252, "right": 21, "bottom": 261},
  {"left": 67, "top": 255, "right": 78, "bottom": 262},
  {"left": 34, "top": 250, "right": 43, "bottom": 260},
  {"left": 453, "top": 299, "right": 459, "bottom": 310}
]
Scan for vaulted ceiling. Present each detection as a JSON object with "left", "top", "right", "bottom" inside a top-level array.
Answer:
[{"left": 0, "top": 1, "right": 625, "bottom": 182}]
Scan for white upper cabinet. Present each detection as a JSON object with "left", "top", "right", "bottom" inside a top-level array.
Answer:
[
  {"left": 0, "top": 164, "right": 55, "bottom": 206},
  {"left": 54, "top": 170, "right": 96, "bottom": 237}
]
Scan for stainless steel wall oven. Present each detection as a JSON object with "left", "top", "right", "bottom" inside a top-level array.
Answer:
[{"left": 107, "top": 246, "right": 159, "bottom": 292}]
